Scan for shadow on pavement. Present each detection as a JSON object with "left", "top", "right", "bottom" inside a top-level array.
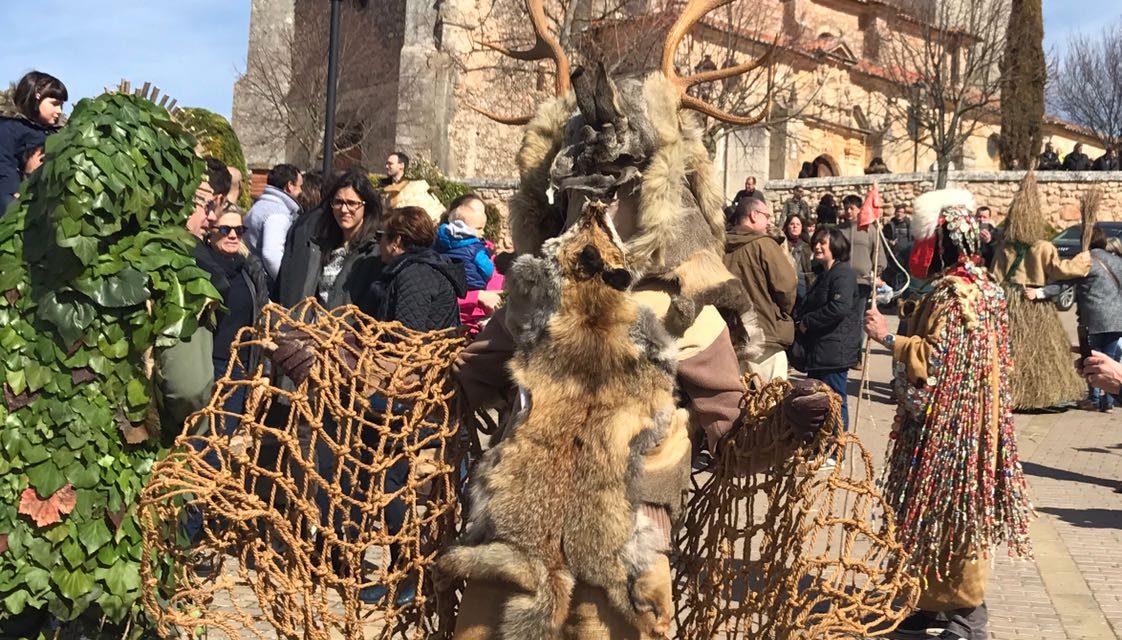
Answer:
[
  {"left": 1037, "top": 507, "right": 1122, "bottom": 529},
  {"left": 1023, "top": 461, "right": 1122, "bottom": 491}
]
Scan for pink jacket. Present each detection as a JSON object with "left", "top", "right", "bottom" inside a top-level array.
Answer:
[{"left": 458, "top": 247, "right": 504, "bottom": 336}]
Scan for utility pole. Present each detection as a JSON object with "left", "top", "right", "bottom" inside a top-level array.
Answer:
[{"left": 322, "top": 0, "right": 343, "bottom": 174}]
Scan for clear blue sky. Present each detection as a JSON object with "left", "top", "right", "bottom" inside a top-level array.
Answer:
[{"left": 0, "top": 1, "right": 1117, "bottom": 120}]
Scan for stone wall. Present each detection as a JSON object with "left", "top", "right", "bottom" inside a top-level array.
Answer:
[{"left": 765, "top": 171, "right": 1122, "bottom": 230}]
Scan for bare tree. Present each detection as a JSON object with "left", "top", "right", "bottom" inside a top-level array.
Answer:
[
  {"left": 236, "top": 0, "right": 398, "bottom": 168},
  {"left": 879, "top": 0, "right": 1010, "bottom": 187},
  {"left": 455, "top": 0, "right": 806, "bottom": 143},
  {"left": 1048, "top": 19, "right": 1122, "bottom": 150}
]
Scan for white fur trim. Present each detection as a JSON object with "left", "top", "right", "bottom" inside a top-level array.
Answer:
[{"left": 912, "top": 189, "right": 976, "bottom": 242}]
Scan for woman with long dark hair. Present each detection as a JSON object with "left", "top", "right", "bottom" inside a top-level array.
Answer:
[
  {"left": 274, "top": 168, "right": 383, "bottom": 308},
  {"left": 1, "top": 71, "right": 67, "bottom": 212},
  {"left": 793, "top": 227, "right": 860, "bottom": 445}
]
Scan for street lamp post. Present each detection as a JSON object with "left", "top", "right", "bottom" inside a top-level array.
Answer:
[{"left": 322, "top": 0, "right": 343, "bottom": 174}]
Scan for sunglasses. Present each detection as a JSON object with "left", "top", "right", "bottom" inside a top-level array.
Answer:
[{"left": 215, "top": 225, "right": 246, "bottom": 237}]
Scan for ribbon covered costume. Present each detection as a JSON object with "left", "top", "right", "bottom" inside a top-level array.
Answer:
[{"left": 886, "top": 190, "right": 1034, "bottom": 638}]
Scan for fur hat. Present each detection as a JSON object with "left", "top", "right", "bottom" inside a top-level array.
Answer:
[
  {"left": 509, "top": 67, "right": 760, "bottom": 351},
  {"left": 909, "top": 188, "right": 980, "bottom": 277}
]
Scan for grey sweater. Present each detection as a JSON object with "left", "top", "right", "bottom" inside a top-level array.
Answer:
[
  {"left": 839, "top": 220, "right": 888, "bottom": 287},
  {"left": 1076, "top": 248, "right": 1122, "bottom": 335}
]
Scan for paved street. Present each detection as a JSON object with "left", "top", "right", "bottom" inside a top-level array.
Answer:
[{"left": 853, "top": 311, "right": 1122, "bottom": 640}]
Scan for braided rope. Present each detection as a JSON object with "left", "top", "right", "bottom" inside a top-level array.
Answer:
[
  {"left": 139, "top": 302, "right": 915, "bottom": 638},
  {"left": 139, "top": 300, "right": 466, "bottom": 639},
  {"left": 674, "top": 375, "right": 919, "bottom": 638}
]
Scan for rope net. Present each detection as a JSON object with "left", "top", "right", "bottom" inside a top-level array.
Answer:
[
  {"left": 674, "top": 376, "right": 920, "bottom": 639},
  {"left": 139, "top": 300, "right": 467, "bottom": 640},
  {"left": 139, "top": 301, "right": 915, "bottom": 639}
]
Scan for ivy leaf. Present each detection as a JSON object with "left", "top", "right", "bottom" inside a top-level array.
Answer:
[
  {"left": 6, "top": 368, "right": 26, "bottom": 396},
  {"left": 36, "top": 292, "right": 94, "bottom": 346},
  {"left": 18, "top": 483, "right": 76, "bottom": 527},
  {"left": 74, "top": 267, "right": 150, "bottom": 308},
  {"left": 25, "top": 462, "right": 69, "bottom": 501},
  {"left": 51, "top": 565, "right": 94, "bottom": 602},
  {"left": 3, "top": 589, "right": 29, "bottom": 615},
  {"left": 102, "top": 562, "right": 140, "bottom": 595},
  {"left": 79, "top": 518, "right": 113, "bottom": 555},
  {"left": 116, "top": 409, "right": 150, "bottom": 445},
  {"left": 3, "top": 384, "right": 37, "bottom": 412}
]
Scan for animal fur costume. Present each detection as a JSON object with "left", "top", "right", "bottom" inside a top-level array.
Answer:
[
  {"left": 443, "top": 63, "right": 831, "bottom": 639},
  {"left": 991, "top": 171, "right": 1090, "bottom": 409},
  {"left": 886, "top": 189, "right": 1033, "bottom": 615}
]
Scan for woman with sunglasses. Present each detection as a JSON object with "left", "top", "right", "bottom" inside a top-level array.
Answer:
[
  {"left": 275, "top": 168, "right": 383, "bottom": 310},
  {"left": 192, "top": 210, "right": 270, "bottom": 427}
]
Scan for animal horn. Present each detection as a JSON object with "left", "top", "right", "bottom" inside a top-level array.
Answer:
[
  {"left": 660, "top": 0, "right": 774, "bottom": 125},
  {"left": 469, "top": 0, "right": 572, "bottom": 125}
]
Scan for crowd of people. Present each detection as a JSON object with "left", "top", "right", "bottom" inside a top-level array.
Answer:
[{"left": 5, "top": 66, "right": 1122, "bottom": 640}]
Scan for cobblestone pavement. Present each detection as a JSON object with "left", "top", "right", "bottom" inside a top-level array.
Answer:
[{"left": 856, "top": 312, "right": 1121, "bottom": 640}]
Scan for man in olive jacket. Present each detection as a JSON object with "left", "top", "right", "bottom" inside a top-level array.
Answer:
[{"left": 723, "top": 197, "right": 798, "bottom": 381}]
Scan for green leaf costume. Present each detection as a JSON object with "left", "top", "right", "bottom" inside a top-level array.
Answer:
[{"left": 0, "top": 93, "right": 218, "bottom": 631}]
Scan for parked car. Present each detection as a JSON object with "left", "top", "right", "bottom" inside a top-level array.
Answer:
[{"left": 1049, "top": 222, "right": 1122, "bottom": 311}]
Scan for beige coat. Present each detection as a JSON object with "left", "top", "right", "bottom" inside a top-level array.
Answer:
[{"left": 992, "top": 239, "right": 1090, "bottom": 287}]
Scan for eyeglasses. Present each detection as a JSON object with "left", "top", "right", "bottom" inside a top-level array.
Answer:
[
  {"left": 193, "top": 195, "right": 218, "bottom": 213},
  {"left": 215, "top": 225, "right": 246, "bottom": 237},
  {"left": 332, "top": 198, "right": 364, "bottom": 211}
]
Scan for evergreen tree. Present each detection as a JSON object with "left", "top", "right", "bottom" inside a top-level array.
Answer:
[{"left": 1000, "top": 0, "right": 1046, "bottom": 169}]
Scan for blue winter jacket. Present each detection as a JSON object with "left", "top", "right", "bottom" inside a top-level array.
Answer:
[
  {"left": 433, "top": 221, "right": 494, "bottom": 290},
  {"left": 0, "top": 116, "right": 51, "bottom": 215}
]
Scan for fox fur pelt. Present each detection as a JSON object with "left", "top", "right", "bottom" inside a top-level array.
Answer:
[{"left": 439, "top": 202, "right": 682, "bottom": 638}]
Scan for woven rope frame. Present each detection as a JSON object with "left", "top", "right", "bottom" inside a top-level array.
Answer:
[
  {"left": 139, "top": 302, "right": 916, "bottom": 638},
  {"left": 674, "top": 376, "right": 920, "bottom": 638},
  {"left": 139, "top": 301, "right": 466, "bottom": 639}
]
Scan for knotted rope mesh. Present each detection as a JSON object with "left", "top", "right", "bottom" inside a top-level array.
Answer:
[
  {"left": 674, "top": 376, "right": 920, "bottom": 639},
  {"left": 140, "top": 302, "right": 915, "bottom": 639},
  {"left": 139, "top": 301, "right": 466, "bottom": 639}
]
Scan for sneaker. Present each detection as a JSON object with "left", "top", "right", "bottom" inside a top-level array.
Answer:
[
  {"left": 358, "top": 581, "right": 417, "bottom": 607},
  {"left": 819, "top": 458, "right": 837, "bottom": 472},
  {"left": 1076, "top": 399, "right": 1102, "bottom": 412},
  {"left": 934, "top": 632, "right": 966, "bottom": 640},
  {"left": 895, "top": 611, "right": 946, "bottom": 636}
]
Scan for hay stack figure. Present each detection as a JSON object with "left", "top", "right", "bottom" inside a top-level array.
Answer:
[{"left": 992, "top": 171, "right": 1090, "bottom": 409}]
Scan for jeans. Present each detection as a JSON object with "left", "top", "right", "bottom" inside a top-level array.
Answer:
[
  {"left": 314, "top": 412, "right": 410, "bottom": 571},
  {"left": 1088, "top": 333, "right": 1122, "bottom": 410},
  {"left": 943, "top": 602, "right": 988, "bottom": 640},
  {"left": 809, "top": 369, "right": 849, "bottom": 433}
]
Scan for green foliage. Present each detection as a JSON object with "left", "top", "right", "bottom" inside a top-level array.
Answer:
[
  {"left": 403, "top": 156, "right": 471, "bottom": 208},
  {"left": 176, "top": 107, "right": 251, "bottom": 209},
  {"left": 1000, "top": 0, "right": 1046, "bottom": 169},
  {"left": 0, "top": 93, "right": 218, "bottom": 633}
]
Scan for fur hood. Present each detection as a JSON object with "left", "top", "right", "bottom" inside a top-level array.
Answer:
[{"left": 508, "top": 69, "right": 761, "bottom": 354}]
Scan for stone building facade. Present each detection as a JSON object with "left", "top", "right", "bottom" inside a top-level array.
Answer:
[{"left": 232, "top": 0, "right": 1104, "bottom": 205}]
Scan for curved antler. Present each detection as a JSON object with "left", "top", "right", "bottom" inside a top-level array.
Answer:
[
  {"left": 471, "top": 0, "right": 571, "bottom": 125},
  {"left": 661, "top": 0, "right": 773, "bottom": 125}
]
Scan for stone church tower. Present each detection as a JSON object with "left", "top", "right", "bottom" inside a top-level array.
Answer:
[{"left": 233, "top": 0, "right": 493, "bottom": 179}]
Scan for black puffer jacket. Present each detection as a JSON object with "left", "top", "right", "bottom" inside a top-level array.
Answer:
[
  {"left": 193, "top": 241, "right": 270, "bottom": 370},
  {"left": 0, "top": 116, "right": 53, "bottom": 214},
  {"left": 360, "top": 247, "right": 467, "bottom": 331},
  {"left": 794, "top": 262, "right": 861, "bottom": 372}
]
